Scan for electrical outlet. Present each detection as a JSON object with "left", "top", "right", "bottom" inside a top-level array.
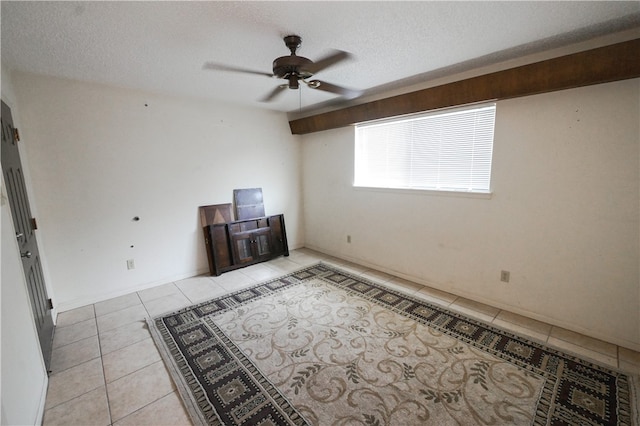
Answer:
[
  {"left": 127, "top": 259, "right": 135, "bottom": 270},
  {"left": 500, "top": 270, "right": 510, "bottom": 283},
  {"left": 347, "top": 235, "right": 351, "bottom": 243}
]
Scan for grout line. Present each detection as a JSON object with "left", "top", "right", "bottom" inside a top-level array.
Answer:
[
  {"left": 103, "top": 349, "right": 161, "bottom": 386},
  {"left": 41, "top": 385, "right": 109, "bottom": 419},
  {"left": 109, "top": 390, "right": 177, "bottom": 425},
  {"left": 42, "top": 312, "right": 108, "bottom": 420},
  {"left": 48, "top": 335, "right": 102, "bottom": 375},
  {"left": 50, "top": 319, "right": 99, "bottom": 351},
  {"left": 106, "top": 360, "right": 172, "bottom": 424},
  {"left": 137, "top": 294, "right": 154, "bottom": 319},
  {"left": 95, "top": 300, "right": 144, "bottom": 319},
  {"left": 174, "top": 280, "right": 194, "bottom": 303},
  {"left": 95, "top": 312, "right": 114, "bottom": 426},
  {"left": 100, "top": 326, "right": 153, "bottom": 358},
  {"left": 137, "top": 282, "right": 184, "bottom": 305}
]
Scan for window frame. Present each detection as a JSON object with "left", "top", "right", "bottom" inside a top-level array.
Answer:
[{"left": 353, "top": 102, "right": 497, "bottom": 196}]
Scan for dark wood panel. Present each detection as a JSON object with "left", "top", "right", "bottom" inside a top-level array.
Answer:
[
  {"left": 199, "top": 204, "right": 233, "bottom": 227},
  {"left": 233, "top": 188, "right": 265, "bottom": 220},
  {"left": 205, "top": 214, "right": 289, "bottom": 276},
  {"left": 210, "top": 225, "right": 233, "bottom": 274},
  {"left": 289, "top": 38, "right": 640, "bottom": 135},
  {"left": 268, "top": 215, "right": 289, "bottom": 256},
  {"left": 199, "top": 204, "right": 234, "bottom": 275}
]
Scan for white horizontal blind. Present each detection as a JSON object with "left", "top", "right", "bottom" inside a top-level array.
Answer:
[{"left": 354, "top": 104, "right": 496, "bottom": 193}]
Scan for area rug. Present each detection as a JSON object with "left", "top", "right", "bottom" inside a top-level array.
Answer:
[{"left": 148, "top": 263, "right": 637, "bottom": 425}]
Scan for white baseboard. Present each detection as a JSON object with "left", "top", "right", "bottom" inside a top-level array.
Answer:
[
  {"left": 35, "top": 373, "right": 48, "bottom": 425},
  {"left": 54, "top": 267, "right": 210, "bottom": 314}
]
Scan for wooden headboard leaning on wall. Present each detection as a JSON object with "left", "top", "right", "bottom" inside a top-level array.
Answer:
[{"left": 289, "top": 38, "right": 640, "bottom": 135}]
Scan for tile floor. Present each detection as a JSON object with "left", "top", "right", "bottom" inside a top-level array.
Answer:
[{"left": 42, "top": 248, "right": 640, "bottom": 425}]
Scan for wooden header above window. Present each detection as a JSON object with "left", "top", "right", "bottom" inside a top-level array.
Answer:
[{"left": 289, "top": 38, "right": 640, "bottom": 135}]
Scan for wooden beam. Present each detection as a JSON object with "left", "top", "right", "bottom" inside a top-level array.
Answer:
[{"left": 289, "top": 38, "right": 640, "bottom": 135}]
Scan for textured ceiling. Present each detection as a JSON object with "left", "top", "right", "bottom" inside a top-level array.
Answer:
[{"left": 2, "top": 1, "right": 639, "bottom": 114}]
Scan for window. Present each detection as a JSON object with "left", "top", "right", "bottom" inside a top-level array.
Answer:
[{"left": 354, "top": 103, "right": 496, "bottom": 193}]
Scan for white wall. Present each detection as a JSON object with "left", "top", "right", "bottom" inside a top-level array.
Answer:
[
  {"left": 12, "top": 72, "right": 302, "bottom": 311},
  {"left": 302, "top": 78, "right": 640, "bottom": 351},
  {"left": 1, "top": 68, "right": 48, "bottom": 426}
]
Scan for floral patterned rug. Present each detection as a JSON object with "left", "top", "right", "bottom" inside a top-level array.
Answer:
[{"left": 148, "top": 263, "right": 637, "bottom": 425}]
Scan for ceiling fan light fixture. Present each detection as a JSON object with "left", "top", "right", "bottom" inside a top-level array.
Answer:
[{"left": 288, "top": 76, "right": 300, "bottom": 89}]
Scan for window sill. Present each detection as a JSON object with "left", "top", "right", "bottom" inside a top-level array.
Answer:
[{"left": 353, "top": 185, "right": 493, "bottom": 199}]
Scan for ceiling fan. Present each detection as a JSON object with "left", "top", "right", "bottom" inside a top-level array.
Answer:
[{"left": 204, "top": 35, "right": 362, "bottom": 102}]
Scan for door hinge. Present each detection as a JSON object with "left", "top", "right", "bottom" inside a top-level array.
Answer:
[
  {"left": 31, "top": 217, "right": 38, "bottom": 230},
  {"left": 13, "top": 127, "right": 20, "bottom": 141},
  {"left": 47, "top": 298, "right": 53, "bottom": 310}
]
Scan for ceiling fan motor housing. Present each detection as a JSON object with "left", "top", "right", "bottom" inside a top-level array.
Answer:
[
  {"left": 272, "top": 56, "right": 313, "bottom": 79},
  {"left": 273, "top": 35, "right": 313, "bottom": 88}
]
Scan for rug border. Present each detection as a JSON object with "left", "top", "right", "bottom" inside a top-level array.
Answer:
[
  {"left": 147, "top": 315, "right": 210, "bottom": 426},
  {"left": 634, "top": 374, "right": 640, "bottom": 425},
  {"left": 147, "top": 261, "right": 638, "bottom": 426},
  {"left": 326, "top": 262, "right": 637, "bottom": 376}
]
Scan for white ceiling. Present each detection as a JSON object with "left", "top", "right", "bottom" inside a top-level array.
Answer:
[{"left": 2, "top": 1, "right": 639, "bottom": 114}]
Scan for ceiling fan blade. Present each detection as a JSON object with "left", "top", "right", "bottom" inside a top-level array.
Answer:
[
  {"left": 260, "top": 85, "right": 288, "bottom": 102},
  {"left": 203, "top": 62, "right": 273, "bottom": 78},
  {"left": 303, "top": 50, "right": 352, "bottom": 74},
  {"left": 307, "top": 80, "right": 362, "bottom": 99}
]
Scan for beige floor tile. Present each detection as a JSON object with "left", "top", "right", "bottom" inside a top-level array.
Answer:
[
  {"left": 292, "top": 247, "right": 324, "bottom": 256},
  {"left": 549, "top": 326, "right": 617, "bottom": 358},
  {"left": 107, "top": 361, "right": 175, "bottom": 422},
  {"left": 619, "top": 347, "right": 640, "bottom": 375},
  {"left": 143, "top": 292, "right": 192, "bottom": 318},
  {"left": 547, "top": 337, "right": 618, "bottom": 368},
  {"left": 97, "top": 304, "right": 149, "bottom": 333},
  {"left": 287, "top": 251, "right": 323, "bottom": 266},
  {"left": 213, "top": 270, "right": 257, "bottom": 292},
  {"left": 491, "top": 318, "right": 550, "bottom": 344},
  {"left": 138, "top": 283, "right": 182, "bottom": 303},
  {"left": 493, "top": 311, "right": 552, "bottom": 340},
  {"left": 413, "top": 286, "right": 458, "bottom": 306},
  {"left": 241, "top": 263, "right": 284, "bottom": 281},
  {"left": 319, "top": 255, "right": 350, "bottom": 267},
  {"left": 174, "top": 277, "right": 227, "bottom": 304},
  {"left": 45, "top": 358, "right": 105, "bottom": 410},
  {"left": 43, "top": 386, "right": 110, "bottom": 426},
  {"left": 53, "top": 317, "right": 97, "bottom": 349},
  {"left": 449, "top": 297, "right": 500, "bottom": 323},
  {"left": 99, "top": 320, "right": 151, "bottom": 355},
  {"left": 113, "top": 392, "right": 192, "bottom": 426},
  {"left": 55, "top": 305, "right": 95, "bottom": 328},
  {"left": 212, "top": 268, "right": 250, "bottom": 283},
  {"left": 103, "top": 338, "right": 161, "bottom": 383},
  {"left": 94, "top": 292, "right": 141, "bottom": 317},
  {"left": 263, "top": 257, "right": 306, "bottom": 274},
  {"left": 360, "top": 269, "right": 394, "bottom": 283},
  {"left": 333, "top": 261, "right": 369, "bottom": 275},
  {"left": 384, "top": 277, "right": 423, "bottom": 294},
  {"left": 50, "top": 335, "right": 101, "bottom": 374}
]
